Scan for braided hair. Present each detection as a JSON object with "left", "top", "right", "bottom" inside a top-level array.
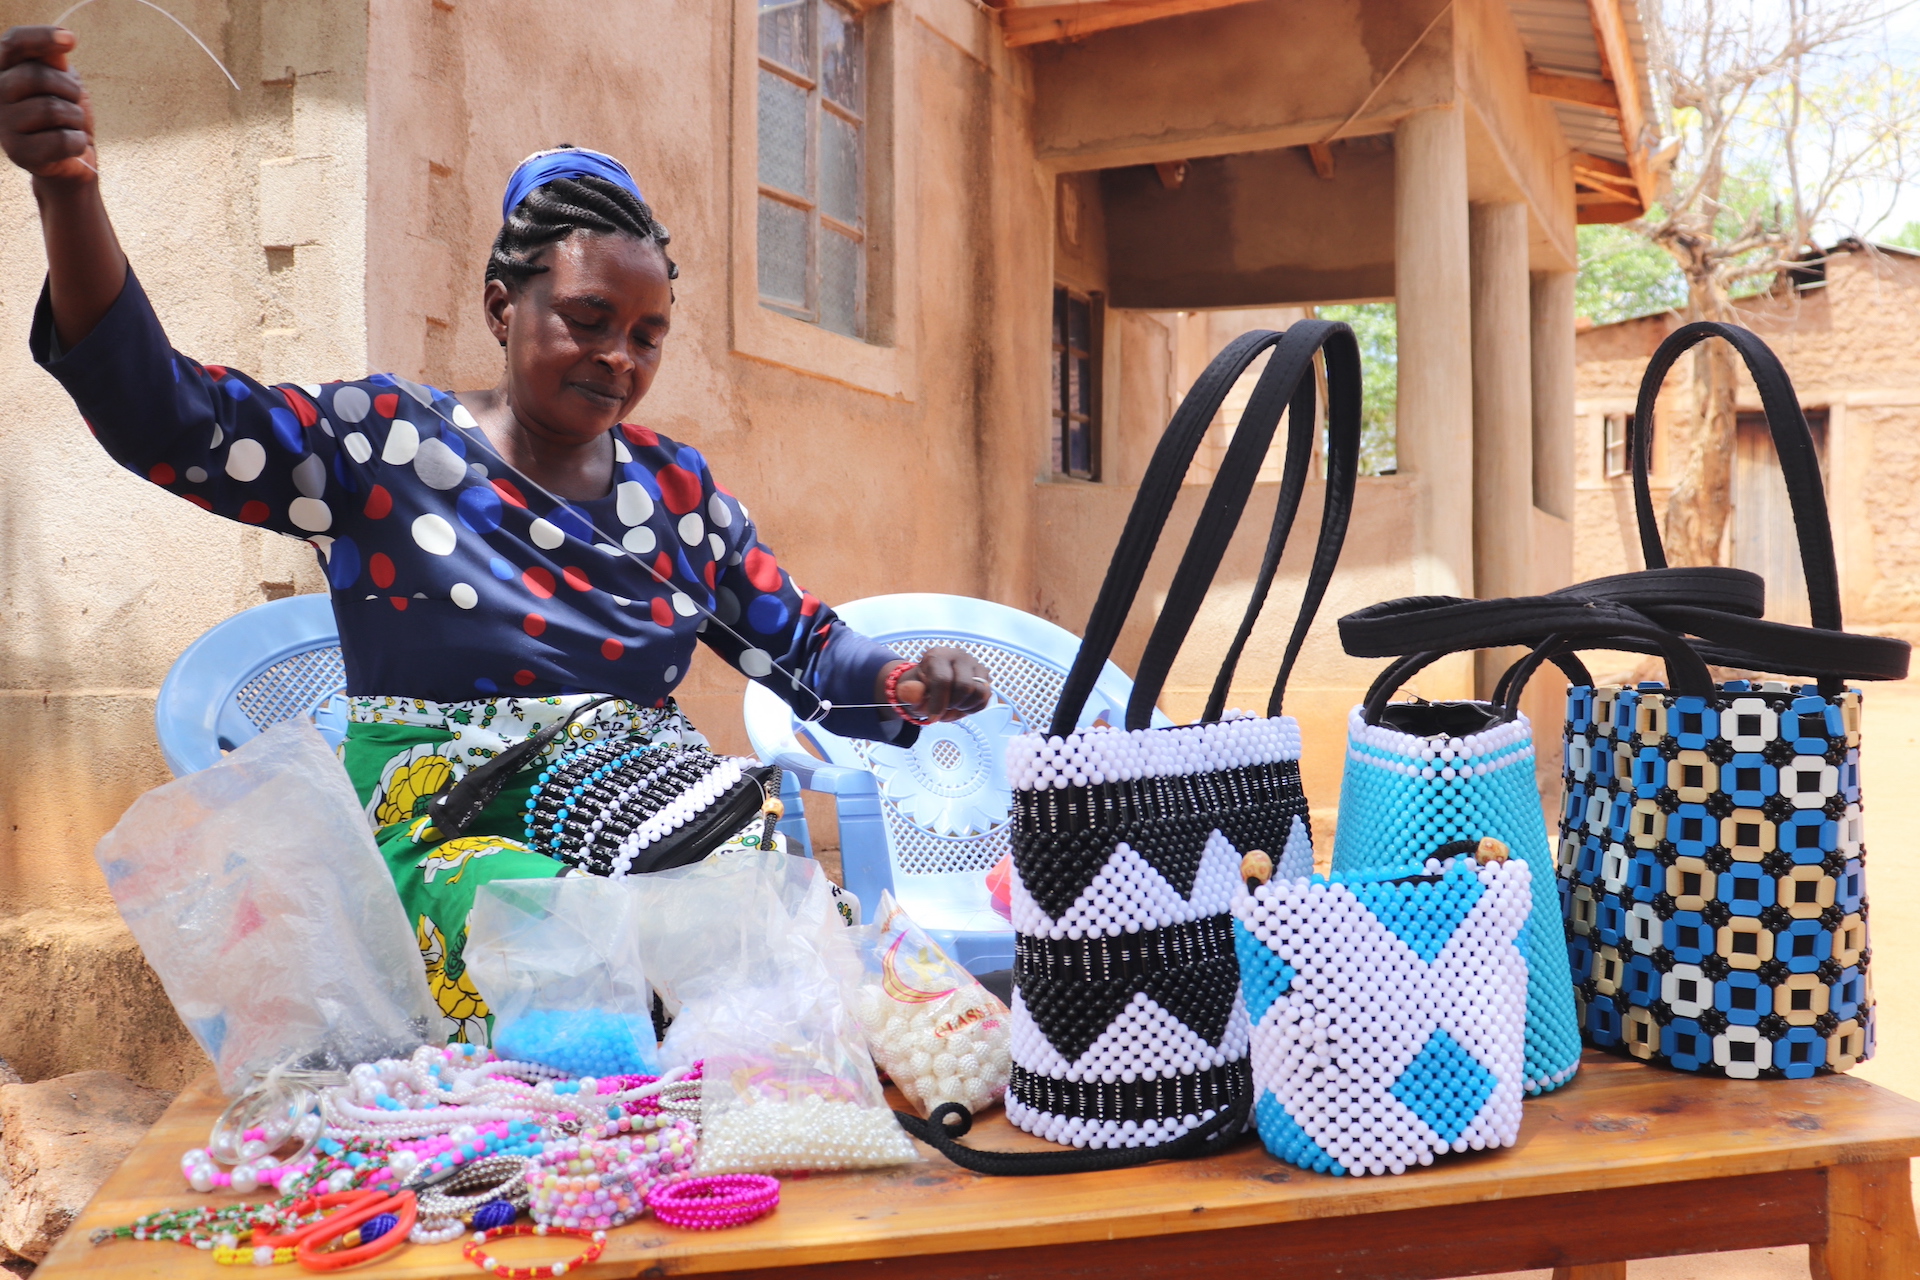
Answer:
[{"left": 487, "top": 156, "right": 677, "bottom": 290}]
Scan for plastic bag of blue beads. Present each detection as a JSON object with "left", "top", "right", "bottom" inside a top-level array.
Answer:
[
  {"left": 492, "top": 1008, "right": 659, "bottom": 1076},
  {"left": 465, "top": 877, "right": 662, "bottom": 1075}
]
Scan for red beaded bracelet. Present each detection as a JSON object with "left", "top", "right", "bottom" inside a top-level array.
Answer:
[
  {"left": 462, "top": 1223, "right": 607, "bottom": 1278},
  {"left": 883, "top": 662, "right": 935, "bottom": 726}
]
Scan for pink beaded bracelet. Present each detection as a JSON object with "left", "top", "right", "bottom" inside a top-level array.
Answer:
[{"left": 646, "top": 1175, "right": 780, "bottom": 1230}]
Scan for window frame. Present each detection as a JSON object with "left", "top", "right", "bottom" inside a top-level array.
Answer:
[
  {"left": 755, "top": 0, "right": 868, "bottom": 336},
  {"left": 1051, "top": 285, "right": 1101, "bottom": 481},
  {"left": 730, "top": 0, "right": 914, "bottom": 400},
  {"left": 1602, "top": 412, "right": 1630, "bottom": 479}
]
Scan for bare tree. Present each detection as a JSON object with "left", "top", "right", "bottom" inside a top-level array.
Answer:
[{"left": 1639, "top": 0, "right": 1920, "bottom": 566}]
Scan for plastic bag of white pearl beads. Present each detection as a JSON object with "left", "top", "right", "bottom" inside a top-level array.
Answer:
[
  {"left": 465, "top": 877, "right": 663, "bottom": 1077},
  {"left": 849, "top": 891, "right": 1011, "bottom": 1116},
  {"left": 92, "top": 721, "right": 439, "bottom": 1094},
  {"left": 631, "top": 849, "right": 919, "bottom": 1173}
]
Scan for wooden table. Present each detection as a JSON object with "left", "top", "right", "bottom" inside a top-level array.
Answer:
[{"left": 33, "top": 1052, "right": 1920, "bottom": 1280}]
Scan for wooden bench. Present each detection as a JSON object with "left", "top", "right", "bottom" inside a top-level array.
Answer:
[{"left": 32, "top": 1052, "right": 1920, "bottom": 1279}]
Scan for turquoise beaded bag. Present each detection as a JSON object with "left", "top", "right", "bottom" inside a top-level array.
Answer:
[{"left": 1327, "top": 597, "right": 1725, "bottom": 1097}]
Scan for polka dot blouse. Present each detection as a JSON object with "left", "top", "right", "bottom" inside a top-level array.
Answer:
[{"left": 33, "top": 270, "right": 912, "bottom": 743}]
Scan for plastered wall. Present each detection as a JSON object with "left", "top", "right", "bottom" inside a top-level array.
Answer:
[{"left": 1573, "top": 249, "right": 1920, "bottom": 636}]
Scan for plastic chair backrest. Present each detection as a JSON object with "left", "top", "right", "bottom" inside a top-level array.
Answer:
[
  {"left": 155, "top": 594, "right": 348, "bottom": 776},
  {"left": 742, "top": 593, "right": 1166, "bottom": 971}
]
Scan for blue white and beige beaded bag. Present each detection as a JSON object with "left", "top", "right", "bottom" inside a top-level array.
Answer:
[
  {"left": 1234, "top": 848, "right": 1533, "bottom": 1176},
  {"left": 992, "top": 321, "right": 1366, "bottom": 1159},
  {"left": 1553, "top": 323, "right": 1909, "bottom": 1079}
]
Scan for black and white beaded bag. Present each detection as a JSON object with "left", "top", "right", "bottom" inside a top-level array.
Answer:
[
  {"left": 425, "top": 696, "right": 783, "bottom": 876},
  {"left": 1003, "top": 321, "right": 1364, "bottom": 1153}
]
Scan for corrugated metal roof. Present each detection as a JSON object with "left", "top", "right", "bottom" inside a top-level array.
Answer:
[{"left": 1505, "top": 0, "right": 1654, "bottom": 164}]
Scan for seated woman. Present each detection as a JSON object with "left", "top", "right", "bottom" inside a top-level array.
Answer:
[{"left": 2, "top": 25, "right": 991, "bottom": 1043}]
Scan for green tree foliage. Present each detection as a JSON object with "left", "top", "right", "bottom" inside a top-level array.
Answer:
[
  {"left": 1885, "top": 220, "right": 1920, "bottom": 248},
  {"left": 1577, "top": 224, "right": 1687, "bottom": 326},
  {"left": 1316, "top": 302, "right": 1398, "bottom": 475}
]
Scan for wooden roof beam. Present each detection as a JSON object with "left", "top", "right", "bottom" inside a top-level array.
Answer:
[
  {"left": 1586, "top": 0, "right": 1656, "bottom": 209},
  {"left": 1529, "top": 69, "right": 1621, "bottom": 115},
  {"left": 997, "top": 0, "right": 1268, "bottom": 48}
]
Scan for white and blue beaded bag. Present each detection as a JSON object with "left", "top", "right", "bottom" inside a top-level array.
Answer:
[
  {"left": 1000, "top": 322, "right": 1365, "bottom": 1157},
  {"left": 1234, "top": 851, "right": 1533, "bottom": 1176}
]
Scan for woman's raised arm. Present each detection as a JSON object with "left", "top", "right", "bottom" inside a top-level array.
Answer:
[{"left": 1, "top": 25, "right": 127, "bottom": 347}]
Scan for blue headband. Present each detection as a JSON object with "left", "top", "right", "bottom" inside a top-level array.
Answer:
[{"left": 501, "top": 148, "right": 646, "bottom": 222}]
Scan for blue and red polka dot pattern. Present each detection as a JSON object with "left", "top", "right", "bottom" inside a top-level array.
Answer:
[{"left": 34, "top": 270, "right": 909, "bottom": 742}]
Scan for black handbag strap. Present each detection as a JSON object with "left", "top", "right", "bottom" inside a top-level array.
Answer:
[
  {"left": 892, "top": 1084, "right": 1250, "bottom": 1177},
  {"left": 1049, "top": 330, "right": 1288, "bottom": 737},
  {"left": 1342, "top": 595, "right": 1716, "bottom": 725},
  {"left": 1201, "top": 323, "right": 1364, "bottom": 723},
  {"left": 427, "top": 695, "right": 616, "bottom": 838},
  {"left": 1629, "top": 322, "right": 1841, "bottom": 687},
  {"left": 1109, "top": 321, "right": 1363, "bottom": 731},
  {"left": 1050, "top": 324, "right": 1363, "bottom": 735}
]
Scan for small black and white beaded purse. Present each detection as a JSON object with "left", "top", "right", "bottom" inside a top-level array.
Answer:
[
  {"left": 427, "top": 698, "right": 782, "bottom": 876},
  {"left": 995, "top": 321, "right": 1363, "bottom": 1159}
]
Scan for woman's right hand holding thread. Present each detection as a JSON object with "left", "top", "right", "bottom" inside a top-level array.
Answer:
[{"left": 0, "top": 26, "right": 96, "bottom": 183}]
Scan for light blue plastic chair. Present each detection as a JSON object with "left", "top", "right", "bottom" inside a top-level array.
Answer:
[
  {"left": 742, "top": 593, "right": 1168, "bottom": 975},
  {"left": 154, "top": 594, "right": 349, "bottom": 776}
]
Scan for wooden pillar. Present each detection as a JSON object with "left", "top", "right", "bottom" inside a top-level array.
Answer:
[
  {"left": 1469, "top": 201, "right": 1533, "bottom": 695},
  {"left": 1531, "top": 271, "right": 1577, "bottom": 523},
  {"left": 1394, "top": 107, "right": 1474, "bottom": 696}
]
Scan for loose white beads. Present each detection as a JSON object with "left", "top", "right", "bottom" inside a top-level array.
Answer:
[{"left": 696, "top": 1095, "right": 918, "bottom": 1173}]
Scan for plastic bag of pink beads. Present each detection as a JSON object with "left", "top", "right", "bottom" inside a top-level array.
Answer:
[
  {"left": 465, "top": 877, "right": 663, "bottom": 1077},
  {"left": 92, "top": 721, "right": 438, "bottom": 1094},
  {"left": 632, "top": 850, "right": 919, "bottom": 1173},
  {"left": 850, "top": 892, "right": 1011, "bottom": 1117}
]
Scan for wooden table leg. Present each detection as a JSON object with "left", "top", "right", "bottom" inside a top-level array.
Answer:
[
  {"left": 1551, "top": 1265, "right": 1627, "bottom": 1280},
  {"left": 1809, "top": 1160, "right": 1920, "bottom": 1279}
]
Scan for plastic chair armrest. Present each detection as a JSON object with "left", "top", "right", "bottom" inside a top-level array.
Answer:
[{"left": 760, "top": 752, "right": 878, "bottom": 798}]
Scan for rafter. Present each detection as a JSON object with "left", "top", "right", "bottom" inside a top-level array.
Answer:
[
  {"left": 1586, "top": 0, "right": 1655, "bottom": 208},
  {"left": 996, "top": 0, "right": 1266, "bottom": 48},
  {"left": 1529, "top": 69, "right": 1621, "bottom": 115}
]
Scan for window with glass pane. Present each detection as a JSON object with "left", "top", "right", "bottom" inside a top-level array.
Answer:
[
  {"left": 1602, "top": 413, "right": 1629, "bottom": 477},
  {"left": 757, "top": 0, "right": 865, "bottom": 337},
  {"left": 1052, "top": 287, "right": 1098, "bottom": 480}
]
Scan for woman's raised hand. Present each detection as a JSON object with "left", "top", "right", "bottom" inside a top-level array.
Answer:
[
  {"left": 0, "top": 27, "right": 96, "bottom": 183},
  {"left": 881, "top": 646, "right": 994, "bottom": 725}
]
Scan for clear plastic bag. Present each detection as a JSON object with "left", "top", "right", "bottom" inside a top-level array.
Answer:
[
  {"left": 850, "top": 891, "right": 1010, "bottom": 1117},
  {"left": 92, "top": 720, "right": 437, "bottom": 1094},
  {"left": 464, "top": 876, "right": 662, "bottom": 1077},
  {"left": 630, "top": 849, "right": 917, "bottom": 1173}
]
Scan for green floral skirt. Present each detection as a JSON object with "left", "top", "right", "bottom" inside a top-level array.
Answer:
[{"left": 341, "top": 694, "right": 712, "bottom": 1045}]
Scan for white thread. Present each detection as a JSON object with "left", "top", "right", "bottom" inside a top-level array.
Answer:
[{"left": 52, "top": 0, "right": 242, "bottom": 92}]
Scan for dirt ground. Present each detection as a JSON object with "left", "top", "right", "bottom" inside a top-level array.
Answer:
[{"left": 1464, "top": 675, "right": 1920, "bottom": 1279}]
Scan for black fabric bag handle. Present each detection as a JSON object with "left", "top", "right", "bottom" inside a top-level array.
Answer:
[
  {"left": 1048, "top": 329, "right": 1290, "bottom": 737},
  {"left": 1629, "top": 322, "right": 1845, "bottom": 689},
  {"left": 1126, "top": 320, "right": 1363, "bottom": 729},
  {"left": 892, "top": 1081, "right": 1251, "bottom": 1177},
  {"left": 1199, "top": 323, "right": 1364, "bottom": 723},
  {"left": 1342, "top": 595, "right": 1715, "bottom": 725},
  {"left": 1050, "top": 321, "right": 1362, "bottom": 735}
]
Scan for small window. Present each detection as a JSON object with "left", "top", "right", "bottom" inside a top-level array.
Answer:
[
  {"left": 1052, "top": 286, "right": 1100, "bottom": 480},
  {"left": 757, "top": 0, "right": 865, "bottom": 337},
  {"left": 1602, "top": 413, "right": 1630, "bottom": 478}
]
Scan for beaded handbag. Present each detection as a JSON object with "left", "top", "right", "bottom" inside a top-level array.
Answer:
[
  {"left": 995, "top": 320, "right": 1364, "bottom": 1158},
  {"left": 426, "top": 696, "right": 782, "bottom": 876},
  {"left": 1550, "top": 323, "right": 1910, "bottom": 1078},
  {"left": 1331, "top": 594, "right": 1735, "bottom": 1098},
  {"left": 1234, "top": 848, "right": 1533, "bottom": 1176}
]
